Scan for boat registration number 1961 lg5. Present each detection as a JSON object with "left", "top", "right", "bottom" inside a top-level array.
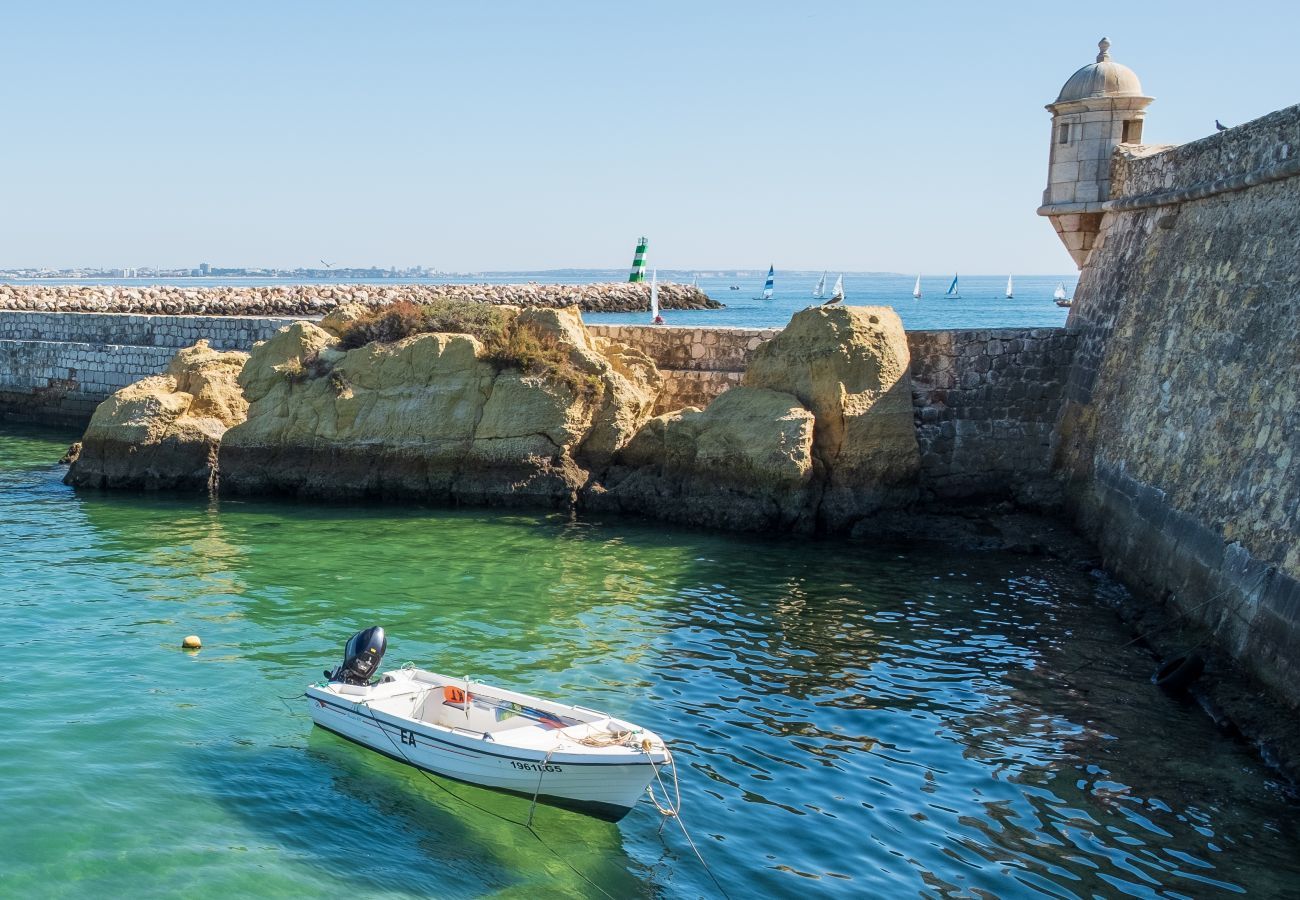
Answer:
[{"left": 511, "top": 761, "right": 563, "bottom": 773}]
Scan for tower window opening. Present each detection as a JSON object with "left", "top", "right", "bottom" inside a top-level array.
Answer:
[
  {"left": 1122, "top": 119, "right": 1143, "bottom": 143},
  {"left": 1058, "top": 123, "right": 1071, "bottom": 144}
]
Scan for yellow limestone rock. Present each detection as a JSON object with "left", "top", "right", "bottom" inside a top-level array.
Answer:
[
  {"left": 65, "top": 340, "right": 249, "bottom": 492},
  {"left": 218, "top": 307, "right": 662, "bottom": 507},
  {"left": 604, "top": 386, "right": 817, "bottom": 531},
  {"left": 744, "top": 305, "right": 920, "bottom": 529},
  {"left": 317, "top": 302, "right": 371, "bottom": 338}
]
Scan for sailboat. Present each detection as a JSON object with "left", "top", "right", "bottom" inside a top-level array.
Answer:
[
  {"left": 1054, "top": 282, "right": 1072, "bottom": 308},
  {"left": 650, "top": 269, "right": 664, "bottom": 324},
  {"left": 946, "top": 274, "right": 961, "bottom": 299},
  {"left": 755, "top": 265, "right": 775, "bottom": 301},
  {"left": 912, "top": 275, "right": 922, "bottom": 299},
  {"left": 812, "top": 271, "right": 827, "bottom": 299},
  {"left": 1006, "top": 275, "right": 1014, "bottom": 299}
]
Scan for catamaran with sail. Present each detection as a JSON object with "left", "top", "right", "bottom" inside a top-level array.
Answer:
[
  {"left": 307, "top": 628, "right": 674, "bottom": 822},
  {"left": 755, "top": 265, "right": 775, "bottom": 301},
  {"left": 812, "top": 271, "right": 827, "bottom": 300},
  {"left": 1006, "top": 275, "right": 1014, "bottom": 298},
  {"left": 913, "top": 275, "right": 922, "bottom": 299},
  {"left": 946, "top": 274, "right": 961, "bottom": 299},
  {"left": 1054, "top": 282, "right": 1072, "bottom": 307}
]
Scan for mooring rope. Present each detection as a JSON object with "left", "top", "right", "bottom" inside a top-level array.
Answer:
[{"left": 647, "top": 744, "right": 731, "bottom": 900}]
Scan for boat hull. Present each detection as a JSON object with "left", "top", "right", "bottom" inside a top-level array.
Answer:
[{"left": 307, "top": 692, "right": 662, "bottom": 821}]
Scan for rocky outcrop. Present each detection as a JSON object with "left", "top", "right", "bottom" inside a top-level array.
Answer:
[
  {"left": 0, "top": 282, "right": 721, "bottom": 316},
  {"left": 65, "top": 340, "right": 248, "bottom": 491},
  {"left": 66, "top": 305, "right": 923, "bottom": 532},
  {"left": 745, "top": 306, "right": 920, "bottom": 530},
  {"left": 591, "top": 387, "right": 816, "bottom": 531},
  {"left": 217, "top": 307, "right": 661, "bottom": 507},
  {"left": 589, "top": 306, "right": 921, "bottom": 531}
]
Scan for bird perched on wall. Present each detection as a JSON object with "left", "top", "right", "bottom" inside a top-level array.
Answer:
[
  {"left": 822, "top": 274, "right": 844, "bottom": 305},
  {"left": 1215, "top": 119, "right": 1228, "bottom": 131}
]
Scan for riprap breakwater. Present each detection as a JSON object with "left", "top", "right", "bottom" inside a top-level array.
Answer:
[{"left": 0, "top": 281, "right": 719, "bottom": 316}]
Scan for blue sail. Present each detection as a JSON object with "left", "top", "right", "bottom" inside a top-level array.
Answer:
[
  {"left": 946, "top": 274, "right": 959, "bottom": 296},
  {"left": 762, "top": 265, "right": 775, "bottom": 299}
]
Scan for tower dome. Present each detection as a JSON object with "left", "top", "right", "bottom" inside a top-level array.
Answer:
[
  {"left": 1054, "top": 38, "right": 1145, "bottom": 104},
  {"left": 1037, "top": 38, "right": 1155, "bottom": 268}
]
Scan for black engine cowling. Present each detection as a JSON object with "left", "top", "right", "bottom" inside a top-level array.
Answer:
[{"left": 326, "top": 626, "right": 387, "bottom": 685}]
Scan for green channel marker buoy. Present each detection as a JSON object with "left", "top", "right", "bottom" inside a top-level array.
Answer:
[{"left": 628, "top": 236, "right": 648, "bottom": 283}]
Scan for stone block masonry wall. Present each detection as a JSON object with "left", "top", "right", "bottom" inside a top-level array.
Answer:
[
  {"left": 0, "top": 312, "right": 299, "bottom": 425},
  {"left": 909, "top": 329, "right": 1074, "bottom": 505},
  {"left": 1059, "top": 103, "right": 1300, "bottom": 705},
  {"left": 588, "top": 323, "right": 1075, "bottom": 502},
  {"left": 587, "top": 324, "right": 775, "bottom": 414}
]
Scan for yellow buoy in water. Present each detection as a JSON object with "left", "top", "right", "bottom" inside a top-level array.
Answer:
[{"left": 182, "top": 635, "right": 202, "bottom": 650}]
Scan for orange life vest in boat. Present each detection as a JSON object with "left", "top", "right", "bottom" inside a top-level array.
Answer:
[{"left": 443, "top": 686, "right": 467, "bottom": 704}]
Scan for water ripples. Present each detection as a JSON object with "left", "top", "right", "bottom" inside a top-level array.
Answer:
[{"left": 2, "top": 424, "right": 1298, "bottom": 898}]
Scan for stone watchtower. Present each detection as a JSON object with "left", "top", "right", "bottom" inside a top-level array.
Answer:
[{"left": 1037, "top": 38, "right": 1153, "bottom": 267}]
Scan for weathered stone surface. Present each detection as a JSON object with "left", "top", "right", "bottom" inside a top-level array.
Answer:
[
  {"left": 593, "top": 386, "right": 816, "bottom": 531},
  {"left": 745, "top": 306, "right": 920, "bottom": 529},
  {"left": 217, "top": 310, "right": 661, "bottom": 507},
  {"left": 1059, "top": 102, "right": 1300, "bottom": 706},
  {"left": 65, "top": 340, "right": 249, "bottom": 491},
  {"left": 317, "top": 302, "right": 370, "bottom": 337}
]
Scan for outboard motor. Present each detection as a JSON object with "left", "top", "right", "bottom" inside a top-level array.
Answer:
[{"left": 325, "top": 626, "right": 387, "bottom": 685}]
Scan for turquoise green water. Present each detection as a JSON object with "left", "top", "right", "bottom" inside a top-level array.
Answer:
[{"left": 2, "top": 424, "right": 1298, "bottom": 898}]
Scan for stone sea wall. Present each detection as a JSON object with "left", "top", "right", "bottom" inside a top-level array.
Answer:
[
  {"left": 0, "top": 312, "right": 297, "bottom": 424},
  {"left": 0, "top": 281, "right": 719, "bottom": 316},
  {"left": 908, "top": 328, "right": 1074, "bottom": 506},
  {"left": 1, "top": 310, "right": 1072, "bottom": 504},
  {"left": 1060, "top": 103, "right": 1300, "bottom": 703}
]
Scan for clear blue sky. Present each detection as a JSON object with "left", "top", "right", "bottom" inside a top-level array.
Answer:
[{"left": 3, "top": 1, "right": 1296, "bottom": 274}]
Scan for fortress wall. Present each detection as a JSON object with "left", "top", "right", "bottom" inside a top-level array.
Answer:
[
  {"left": 909, "top": 329, "right": 1074, "bottom": 505},
  {"left": 0, "top": 312, "right": 1073, "bottom": 504},
  {"left": 1060, "top": 103, "right": 1300, "bottom": 703}
]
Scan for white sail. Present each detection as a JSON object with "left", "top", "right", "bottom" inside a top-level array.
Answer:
[
  {"left": 813, "top": 271, "right": 827, "bottom": 299},
  {"left": 912, "top": 275, "right": 922, "bottom": 299},
  {"left": 1054, "top": 282, "right": 1067, "bottom": 301},
  {"left": 830, "top": 274, "right": 844, "bottom": 302},
  {"left": 650, "top": 269, "right": 660, "bottom": 322},
  {"left": 1006, "top": 275, "right": 1014, "bottom": 298}
]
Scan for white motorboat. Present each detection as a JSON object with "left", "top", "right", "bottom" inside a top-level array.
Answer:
[{"left": 306, "top": 628, "right": 672, "bottom": 821}]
